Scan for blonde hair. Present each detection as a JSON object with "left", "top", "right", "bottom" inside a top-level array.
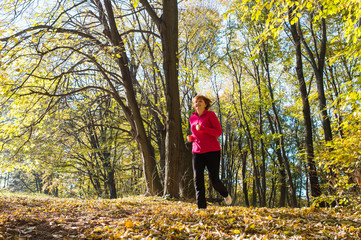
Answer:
[{"left": 192, "top": 95, "right": 212, "bottom": 110}]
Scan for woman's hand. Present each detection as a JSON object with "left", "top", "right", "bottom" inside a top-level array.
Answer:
[
  {"left": 196, "top": 124, "right": 201, "bottom": 131},
  {"left": 187, "top": 135, "right": 194, "bottom": 142}
]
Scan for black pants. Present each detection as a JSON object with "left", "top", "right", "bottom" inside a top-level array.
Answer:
[{"left": 192, "top": 150, "right": 229, "bottom": 209}]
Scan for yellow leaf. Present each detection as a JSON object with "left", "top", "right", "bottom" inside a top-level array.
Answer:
[
  {"left": 132, "top": 0, "right": 139, "bottom": 8},
  {"left": 234, "top": 229, "right": 241, "bottom": 234},
  {"left": 307, "top": 206, "right": 315, "bottom": 213},
  {"left": 249, "top": 223, "right": 255, "bottom": 229},
  {"left": 125, "top": 220, "right": 134, "bottom": 228},
  {"left": 284, "top": 230, "right": 291, "bottom": 235},
  {"left": 228, "top": 218, "right": 235, "bottom": 224}
]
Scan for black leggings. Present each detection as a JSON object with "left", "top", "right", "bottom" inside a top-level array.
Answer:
[{"left": 192, "top": 150, "right": 229, "bottom": 209}]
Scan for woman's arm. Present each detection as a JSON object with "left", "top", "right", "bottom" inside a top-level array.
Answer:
[{"left": 198, "top": 112, "right": 222, "bottom": 137}]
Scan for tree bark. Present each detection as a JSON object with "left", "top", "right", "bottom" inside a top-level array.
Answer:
[
  {"left": 266, "top": 112, "right": 287, "bottom": 207},
  {"left": 299, "top": 15, "right": 336, "bottom": 194},
  {"left": 160, "top": 0, "right": 182, "bottom": 198},
  {"left": 253, "top": 65, "right": 267, "bottom": 207},
  {"left": 261, "top": 41, "right": 298, "bottom": 207},
  {"left": 140, "top": 0, "right": 194, "bottom": 198},
  {"left": 326, "top": 65, "right": 343, "bottom": 138},
  {"left": 240, "top": 142, "right": 250, "bottom": 207},
  {"left": 237, "top": 78, "right": 262, "bottom": 206},
  {"left": 299, "top": 16, "right": 332, "bottom": 143},
  {"left": 102, "top": 0, "right": 163, "bottom": 195},
  {"left": 288, "top": 8, "right": 322, "bottom": 199}
]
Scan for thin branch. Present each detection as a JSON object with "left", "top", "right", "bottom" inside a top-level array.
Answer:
[{"left": 0, "top": 25, "right": 103, "bottom": 46}]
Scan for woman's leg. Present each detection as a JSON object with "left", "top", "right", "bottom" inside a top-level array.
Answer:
[
  {"left": 205, "top": 151, "right": 229, "bottom": 198},
  {"left": 192, "top": 153, "right": 207, "bottom": 209}
]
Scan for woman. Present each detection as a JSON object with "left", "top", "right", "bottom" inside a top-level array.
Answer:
[{"left": 187, "top": 95, "right": 232, "bottom": 209}]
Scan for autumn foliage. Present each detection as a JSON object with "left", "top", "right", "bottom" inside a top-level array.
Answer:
[
  {"left": 1, "top": 0, "right": 361, "bottom": 211},
  {"left": 1, "top": 193, "right": 361, "bottom": 239}
]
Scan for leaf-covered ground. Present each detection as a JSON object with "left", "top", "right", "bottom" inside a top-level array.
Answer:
[{"left": 0, "top": 194, "right": 361, "bottom": 239}]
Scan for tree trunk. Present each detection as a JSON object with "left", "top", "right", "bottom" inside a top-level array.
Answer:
[
  {"left": 102, "top": 0, "right": 163, "bottom": 196},
  {"left": 299, "top": 15, "right": 336, "bottom": 195},
  {"left": 254, "top": 68, "right": 267, "bottom": 207},
  {"left": 101, "top": 152, "right": 117, "bottom": 199},
  {"left": 106, "top": 168, "right": 117, "bottom": 199},
  {"left": 268, "top": 175, "right": 276, "bottom": 208},
  {"left": 139, "top": 0, "right": 194, "bottom": 199},
  {"left": 326, "top": 65, "right": 343, "bottom": 138},
  {"left": 160, "top": 0, "right": 182, "bottom": 198},
  {"left": 234, "top": 74, "right": 262, "bottom": 206},
  {"left": 299, "top": 16, "right": 333, "bottom": 143},
  {"left": 261, "top": 40, "right": 298, "bottom": 207},
  {"left": 179, "top": 144, "right": 195, "bottom": 199},
  {"left": 88, "top": 168, "right": 102, "bottom": 198},
  {"left": 266, "top": 112, "right": 287, "bottom": 207},
  {"left": 289, "top": 8, "right": 322, "bottom": 199},
  {"left": 252, "top": 176, "right": 257, "bottom": 206},
  {"left": 240, "top": 143, "right": 249, "bottom": 207}
]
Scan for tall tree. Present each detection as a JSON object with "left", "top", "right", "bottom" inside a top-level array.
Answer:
[
  {"left": 288, "top": 6, "right": 322, "bottom": 199},
  {"left": 260, "top": 40, "right": 298, "bottom": 207},
  {"left": 300, "top": 13, "right": 332, "bottom": 142},
  {"left": 139, "top": 0, "right": 193, "bottom": 198}
]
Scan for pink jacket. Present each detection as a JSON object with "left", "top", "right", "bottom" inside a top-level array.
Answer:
[{"left": 188, "top": 110, "right": 222, "bottom": 154}]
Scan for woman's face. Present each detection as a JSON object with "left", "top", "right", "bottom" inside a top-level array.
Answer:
[{"left": 194, "top": 98, "right": 207, "bottom": 111}]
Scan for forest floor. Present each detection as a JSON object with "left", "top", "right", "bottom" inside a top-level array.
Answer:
[{"left": 0, "top": 193, "right": 361, "bottom": 239}]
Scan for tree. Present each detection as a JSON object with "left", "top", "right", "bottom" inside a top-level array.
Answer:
[
  {"left": 287, "top": 5, "right": 322, "bottom": 199},
  {"left": 137, "top": 0, "right": 194, "bottom": 198},
  {"left": 101, "top": 0, "right": 163, "bottom": 196}
]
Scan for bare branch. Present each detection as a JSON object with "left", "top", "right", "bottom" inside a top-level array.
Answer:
[
  {"left": 139, "top": 0, "right": 161, "bottom": 29},
  {"left": 25, "top": 86, "right": 116, "bottom": 98},
  {"left": 0, "top": 25, "right": 103, "bottom": 46}
]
